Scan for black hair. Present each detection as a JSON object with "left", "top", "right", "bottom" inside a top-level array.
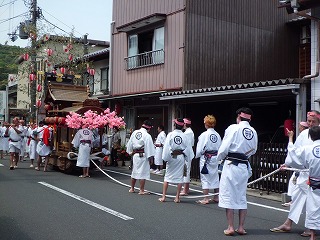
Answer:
[
  {"left": 175, "top": 118, "right": 184, "bottom": 130},
  {"left": 236, "top": 107, "right": 253, "bottom": 122},
  {"left": 309, "top": 126, "right": 320, "bottom": 141},
  {"left": 142, "top": 120, "right": 152, "bottom": 129},
  {"left": 158, "top": 125, "right": 165, "bottom": 131}
]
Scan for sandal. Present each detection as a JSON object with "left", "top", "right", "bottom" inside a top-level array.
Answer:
[{"left": 79, "top": 175, "right": 86, "bottom": 178}]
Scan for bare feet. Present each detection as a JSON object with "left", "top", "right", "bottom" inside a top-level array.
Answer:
[
  {"left": 158, "top": 197, "right": 166, "bottom": 202},
  {"left": 138, "top": 191, "right": 150, "bottom": 195},
  {"left": 179, "top": 191, "right": 189, "bottom": 196},
  {"left": 196, "top": 199, "right": 210, "bottom": 204},
  {"left": 174, "top": 198, "right": 180, "bottom": 203},
  {"left": 224, "top": 229, "right": 235, "bottom": 236},
  {"left": 128, "top": 189, "right": 135, "bottom": 193}
]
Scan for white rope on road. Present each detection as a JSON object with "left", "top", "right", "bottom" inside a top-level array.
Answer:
[{"left": 91, "top": 159, "right": 308, "bottom": 199}]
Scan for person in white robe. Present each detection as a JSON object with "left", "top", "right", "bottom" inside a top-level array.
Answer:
[
  {"left": 126, "top": 120, "right": 155, "bottom": 194},
  {"left": 72, "top": 127, "right": 93, "bottom": 178},
  {"left": 217, "top": 107, "right": 258, "bottom": 236},
  {"left": 153, "top": 125, "right": 166, "bottom": 175},
  {"left": 270, "top": 111, "right": 320, "bottom": 237},
  {"left": 27, "top": 123, "right": 38, "bottom": 168},
  {"left": 180, "top": 118, "right": 195, "bottom": 196},
  {"left": 0, "top": 123, "right": 10, "bottom": 157},
  {"left": 158, "top": 118, "right": 194, "bottom": 203},
  {"left": 285, "top": 126, "right": 320, "bottom": 240},
  {"left": 5, "top": 117, "right": 23, "bottom": 170},
  {"left": 19, "top": 119, "right": 28, "bottom": 162},
  {"left": 195, "top": 115, "right": 221, "bottom": 204},
  {"left": 35, "top": 121, "right": 53, "bottom": 172}
]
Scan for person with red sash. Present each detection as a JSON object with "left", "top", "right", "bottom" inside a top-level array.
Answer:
[{"left": 35, "top": 120, "right": 53, "bottom": 172}]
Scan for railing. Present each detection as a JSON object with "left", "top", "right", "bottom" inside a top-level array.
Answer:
[
  {"left": 190, "top": 143, "right": 290, "bottom": 194},
  {"left": 124, "top": 49, "right": 164, "bottom": 70}
]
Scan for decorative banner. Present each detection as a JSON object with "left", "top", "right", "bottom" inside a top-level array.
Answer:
[
  {"left": 23, "top": 53, "right": 29, "bottom": 61},
  {"left": 29, "top": 73, "right": 36, "bottom": 81},
  {"left": 37, "top": 84, "right": 42, "bottom": 92},
  {"left": 46, "top": 48, "right": 53, "bottom": 56},
  {"left": 36, "top": 99, "right": 42, "bottom": 108}
]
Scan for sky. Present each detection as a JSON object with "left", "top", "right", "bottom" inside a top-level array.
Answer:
[{"left": 0, "top": 0, "right": 113, "bottom": 48}]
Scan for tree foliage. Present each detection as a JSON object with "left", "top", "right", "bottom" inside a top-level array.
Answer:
[{"left": 0, "top": 45, "right": 23, "bottom": 90}]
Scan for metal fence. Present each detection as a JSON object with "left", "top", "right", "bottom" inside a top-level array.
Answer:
[{"left": 190, "top": 143, "right": 290, "bottom": 194}]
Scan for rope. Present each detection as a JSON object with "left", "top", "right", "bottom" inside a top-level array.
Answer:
[{"left": 90, "top": 159, "right": 309, "bottom": 199}]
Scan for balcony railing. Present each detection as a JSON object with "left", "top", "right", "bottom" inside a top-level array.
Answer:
[{"left": 125, "top": 49, "right": 164, "bottom": 70}]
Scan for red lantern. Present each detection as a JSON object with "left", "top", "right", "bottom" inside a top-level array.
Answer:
[
  {"left": 68, "top": 54, "right": 73, "bottom": 61},
  {"left": 89, "top": 68, "right": 95, "bottom": 76},
  {"left": 43, "top": 34, "right": 50, "bottom": 42},
  {"left": 36, "top": 100, "right": 42, "bottom": 108},
  {"left": 58, "top": 117, "right": 66, "bottom": 125},
  {"left": 60, "top": 67, "right": 66, "bottom": 74},
  {"left": 54, "top": 116, "right": 59, "bottom": 123},
  {"left": 52, "top": 70, "right": 57, "bottom": 75},
  {"left": 46, "top": 48, "right": 53, "bottom": 56},
  {"left": 44, "top": 104, "right": 52, "bottom": 111},
  {"left": 29, "top": 73, "right": 36, "bottom": 81},
  {"left": 63, "top": 45, "right": 69, "bottom": 53},
  {"left": 49, "top": 117, "right": 55, "bottom": 124},
  {"left": 37, "top": 84, "right": 42, "bottom": 92},
  {"left": 45, "top": 117, "right": 50, "bottom": 123},
  {"left": 23, "top": 53, "right": 29, "bottom": 61}
]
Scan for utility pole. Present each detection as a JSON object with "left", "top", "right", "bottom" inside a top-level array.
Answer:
[{"left": 30, "top": 0, "right": 37, "bottom": 123}]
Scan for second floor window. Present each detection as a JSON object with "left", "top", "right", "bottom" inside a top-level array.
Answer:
[
  {"left": 101, "top": 67, "right": 109, "bottom": 93},
  {"left": 126, "top": 26, "right": 164, "bottom": 70}
]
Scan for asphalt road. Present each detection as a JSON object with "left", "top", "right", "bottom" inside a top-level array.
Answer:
[{"left": 0, "top": 156, "right": 311, "bottom": 240}]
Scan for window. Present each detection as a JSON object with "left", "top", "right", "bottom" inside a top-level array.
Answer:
[
  {"left": 126, "top": 26, "right": 164, "bottom": 70},
  {"left": 100, "top": 67, "right": 109, "bottom": 93}
]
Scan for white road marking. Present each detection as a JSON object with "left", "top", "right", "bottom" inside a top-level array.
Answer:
[
  {"left": 0, "top": 163, "right": 4, "bottom": 166},
  {"left": 38, "top": 181, "right": 134, "bottom": 220},
  {"left": 105, "top": 169, "right": 290, "bottom": 213}
]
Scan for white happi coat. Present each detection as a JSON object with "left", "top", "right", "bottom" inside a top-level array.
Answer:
[
  {"left": 127, "top": 128, "right": 155, "bottom": 180},
  {"left": 183, "top": 127, "right": 195, "bottom": 183},
  {"left": 27, "top": 127, "right": 38, "bottom": 160},
  {"left": 19, "top": 125, "right": 28, "bottom": 157},
  {"left": 0, "top": 126, "right": 9, "bottom": 151},
  {"left": 72, "top": 128, "right": 93, "bottom": 168},
  {"left": 196, "top": 128, "right": 222, "bottom": 189},
  {"left": 285, "top": 128, "right": 312, "bottom": 224},
  {"left": 36, "top": 125, "right": 53, "bottom": 157},
  {"left": 162, "top": 129, "right": 194, "bottom": 184},
  {"left": 217, "top": 121, "right": 258, "bottom": 209},
  {"left": 154, "top": 131, "right": 166, "bottom": 165},
  {"left": 7, "top": 126, "right": 23, "bottom": 150},
  {"left": 286, "top": 139, "right": 320, "bottom": 230}
]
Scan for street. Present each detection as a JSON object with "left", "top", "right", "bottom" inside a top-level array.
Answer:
[{"left": 0, "top": 156, "right": 309, "bottom": 240}]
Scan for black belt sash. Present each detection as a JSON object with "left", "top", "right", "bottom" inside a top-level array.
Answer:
[
  {"left": 80, "top": 140, "right": 92, "bottom": 144},
  {"left": 9, "top": 138, "right": 20, "bottom": 142},
  {"left": 227, "top": 152, "right": 248, "bottom": 167},
  {"left": 171, "top": 149, "right": 185, "bottom": 158},
  {"left": 204, "top": 150, "right": 218, "bottom": 161},
  {"left": 309, "top": 177, "right": 320, "bottom": 190}
]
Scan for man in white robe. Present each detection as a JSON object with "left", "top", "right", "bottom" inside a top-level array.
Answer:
[
  {"left": 195, "top": 115, "right": 221, "bottom": 204},
  {"left": 72, "top": 127, "right": 93, "bottom": 178},
  {"left": 285, "top": 126, "right": 320, "bottom": 240},
  {"left": 35, "top": 121, "right": 53, "bottom": 172},
  {"left": 158, "top": 118, "right": 194, "bottom": 203},
  {"left": 5, "top": 117, "right": 23, "bottom": 170},
  {"left": 27, "top": 122, "right": 38, "bottom": 168},
  {"left": 19, "top": 119, "right": 28, "bottom": 162},
  {"left": 126, "top": 120, "right": 155, "bottom": 194},
  {"left": 180, "top": 118, "right": 195, "bottom": 196},
  {"left": 217, "top": 107, "right": 258, "bottom": 236},
  {"left": 270, "top": 110, "right": 320, "bottom": 237},
  {"left": 153, "top": 125, "right": 166, "bottom": 175}
]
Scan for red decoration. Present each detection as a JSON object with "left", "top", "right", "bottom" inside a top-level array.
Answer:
[
  {"left": 49, "top": 117, "right": 55, "bottom": 124},
  {"left": 60, "top": 67, "right": 66, "bottom": 74},
  {"left": 52, "top": 70, "right": 57, "bottom": 75},
  {"left": 44, "top": 104, "right": 52, "bottom": 111},
  {"left": 45, "top": 117, "right": 50, "bottom": 123},
  {"left": 37, "top": 84, "right": 42, "bottom": 92},
  {"left": 9, "top": 76, "right": 14, "bottom": 81},
  {"left": 29, "top": 73, "right": 36, "bottom": 81},
  {"left": 46, "top": 48, "right": 53, "bottom": 56},
  {"left": 36, "top": 100, "right": 42, "bottom": 108},
  {"left": 23, "top": 53, "right": 29, "bottom": 61},
  {"left": 68, "top": 54, "right": 73, "bottom": 61},
  {"left": 58, "top": 117, "right": 66, "bottom": 125},
  {"left": 43, "top": 34, "right": 50, "bottom": 42},
  {"left": 89, "top": 68, "right": 95, "bottom": 76}
]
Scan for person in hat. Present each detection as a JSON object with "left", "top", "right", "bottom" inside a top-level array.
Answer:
[
  {"left": 195, "top": 115, "right": 221, "bottom": 204},
  {"left": 126, "top": 120, "right": 155, "bottom": 194},
  {"left": 158, "top": 118, "right": 194, "bottom": 203},
  {"left": 217, "top": 107, "right": 258, "bottom": 236},
  {"left": 180, "top": 117, "right": 195, "bottom": 196}
]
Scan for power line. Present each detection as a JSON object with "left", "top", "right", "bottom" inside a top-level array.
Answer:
[
  {"left": 0, "top": 11, "right": 28, "bottom": 24},
  {"left": 41, "top": 16, "right": 71, "bottom": 35},
  {"left": 0, "top": 0, "right": 18, "bottom": 8}
]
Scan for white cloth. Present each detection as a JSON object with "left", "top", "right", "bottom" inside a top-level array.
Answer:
[
  {"left": 72, "top": 128, "right": 93, "bottom": 168},
  {"left": 162, "top": 129, "right": 194, "bottom": 183},
  {"left": 154, "top": 131, "right": 166, "bottom": 165},
  {"left": 36, "top": 125, "right": 53, "bottom": 157},
  {"left": 19, "top": 125, "right": 28, "bottom": 157},
  {"left": 0, "top": 126, "right": 9, "bottom": 151},
  {"left": 183, "top": 127, "right": 195, "bottom": 183},
  {"left": 217, "top": 121, "right": 258, "bottom": 209},
  {"left": 126, "top": 128, "right": 155, "bottom": 180},
  {"left": 27, "top": 127, "right": 38, "bottom": 160},
  {"left": 286, "top": 139, "right": 320, "bottom": 229},
  {"left": 196, "top": 128, "right": 222, "bottom": 189},
  {"left": 285, "top": 128, "right": 312, "bottom": 224}
]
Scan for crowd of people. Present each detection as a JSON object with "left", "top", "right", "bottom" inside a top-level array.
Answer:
[{"left": 1, "top": 107, "right": 319, "bottom": 238}]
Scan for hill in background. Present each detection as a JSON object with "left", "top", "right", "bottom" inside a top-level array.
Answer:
[{"left": 0, "top": 45, "right": 23, "bottom": 90}]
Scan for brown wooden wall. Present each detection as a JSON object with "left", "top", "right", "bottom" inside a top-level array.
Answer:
[
  {"left": 112, "top": 0, "right": 186, "bottom": 95},
  {"left": 184, "top": 0, "right": 300, "bottom": 89}
]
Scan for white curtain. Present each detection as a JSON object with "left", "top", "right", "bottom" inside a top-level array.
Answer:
[
  {"left": 128, "top": 34, "right": 138, "bottom": 68},
  {"left": 152, "top": 27, "right": 164, "bottom": 63}
]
